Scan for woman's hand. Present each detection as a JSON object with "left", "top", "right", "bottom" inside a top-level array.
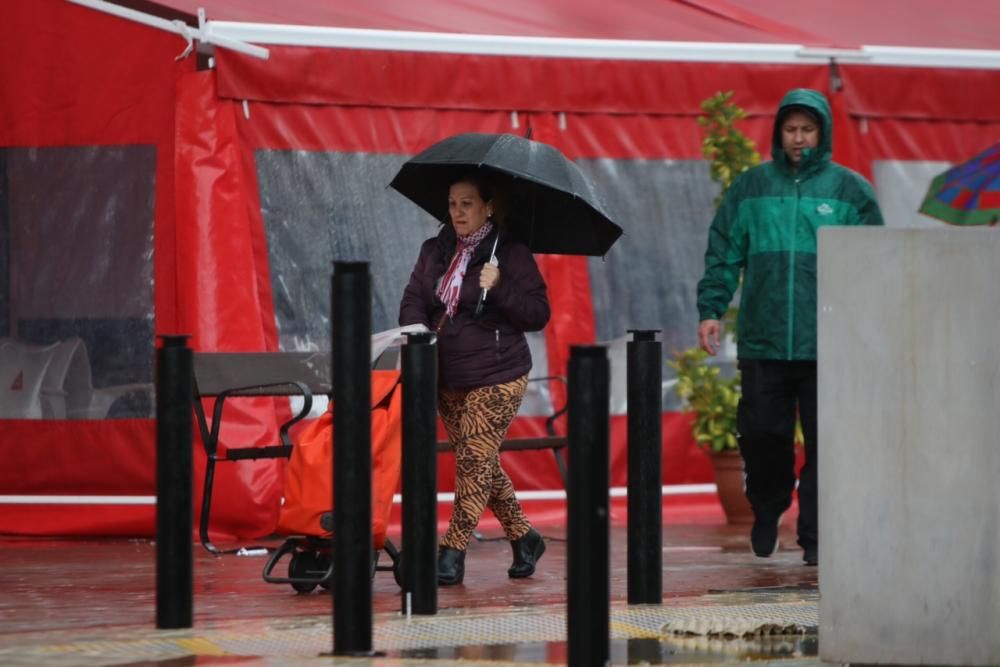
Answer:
[{"left": 480, "top": 261, "right": 500, "bottom": 290}]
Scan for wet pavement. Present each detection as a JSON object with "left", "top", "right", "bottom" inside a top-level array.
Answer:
[{"left": 0, "top": 498, "right": 827, "bottom": 665}]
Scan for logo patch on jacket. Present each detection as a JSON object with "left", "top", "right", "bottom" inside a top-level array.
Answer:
[{"left": 816, "top": 203, "right": 834, "bottom": 215}]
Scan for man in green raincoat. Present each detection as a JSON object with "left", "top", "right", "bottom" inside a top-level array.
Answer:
[{"left": 696, "top": 88, "right": 884, "bottom": 567}]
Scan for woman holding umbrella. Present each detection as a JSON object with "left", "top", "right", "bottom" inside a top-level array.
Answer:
[{"left": 398, "top": 171, "right": 550, "bottom": 586}]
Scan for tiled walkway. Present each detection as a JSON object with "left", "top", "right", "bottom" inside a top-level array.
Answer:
[{"left": 0, "top": 501, "right": 824, "bottom": 665}]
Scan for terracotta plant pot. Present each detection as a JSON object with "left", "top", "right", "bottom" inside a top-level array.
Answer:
[{"left": 708, "top": 450, "right": 754, "bottom": 525}]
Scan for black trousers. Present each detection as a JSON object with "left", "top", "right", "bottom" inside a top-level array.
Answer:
[{"left": 737, "top": 359, "right": 817, "bottom": 550}]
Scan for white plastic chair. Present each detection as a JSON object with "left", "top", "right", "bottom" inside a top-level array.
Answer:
[
  {"left": 0, "top": 338, "right": 59, "bottom": 419},
  {"left": 4, "top": 336, "right": 153, "bottom": 419}
]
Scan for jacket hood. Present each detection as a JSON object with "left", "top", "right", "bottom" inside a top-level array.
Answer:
[{"left": 771, "top": 88, "right": 832, "bottom": 173}]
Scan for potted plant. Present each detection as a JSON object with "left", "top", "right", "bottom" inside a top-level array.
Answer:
[
  {"left": 669, "top": 313, "right": 752, "bottom": 523},
  {"left": 671, "top": 91, "right": 760, "bottom": 524}
]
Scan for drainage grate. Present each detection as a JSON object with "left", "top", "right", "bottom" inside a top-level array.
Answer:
[{"left": 656, "top": 602, "right": 818, "bottom": 638}]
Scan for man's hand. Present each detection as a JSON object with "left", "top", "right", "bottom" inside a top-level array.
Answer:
[{"left": 698, "top": 319, "right": 721, "bottom": 356}]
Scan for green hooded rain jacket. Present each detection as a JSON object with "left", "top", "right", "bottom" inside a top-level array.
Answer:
[{"left": 696, "top": 88, "right": 884, "bottom": 360}]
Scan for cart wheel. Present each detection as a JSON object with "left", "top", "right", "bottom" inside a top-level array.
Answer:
[
  {"left": 371, "top": 549, "right": 381, "bottom": 580},
  {"left": 318, "top": 553, "right": 333, "bottom": 590},
  {"left": 288, "top": 551, "right": 319, "bottom": 594}
]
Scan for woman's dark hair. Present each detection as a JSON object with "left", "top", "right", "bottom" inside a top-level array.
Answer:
[{"left": 451, "top": 170, "right": 510, "bottom": 228}]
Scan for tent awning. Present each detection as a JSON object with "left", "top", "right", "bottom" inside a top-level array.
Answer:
[
  {"left": 122, "top": 0, "right": 1000, "bottom": 51},
  {"left": 204, "top": 21, "right": 1000, "bottom": 70},
  {"left": 93, "top": 0, "right": 1000, "bottom": 70}
]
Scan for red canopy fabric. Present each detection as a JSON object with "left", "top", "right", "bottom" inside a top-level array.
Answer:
[
  {"left": 3, "top": 0, "right": 999, "bottom": 541},
  {"left": 146, "top": 0, "right": 997, "bottom": 49}
]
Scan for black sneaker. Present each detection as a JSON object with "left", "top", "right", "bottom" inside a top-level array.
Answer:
[
  {"left": 750, "top": 516, "right": 780, "bottom": 557},
  {"left": 803, "top": 546, "right": 818, "bottom": 567}
]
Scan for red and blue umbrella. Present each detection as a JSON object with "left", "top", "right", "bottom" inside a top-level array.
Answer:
[{"left": 919, "top": 142, "right": 1000, "bottom": 226}]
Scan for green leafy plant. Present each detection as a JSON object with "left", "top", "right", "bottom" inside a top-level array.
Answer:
[
  {"left": 669, "top": 346, "right": 740, "bottom": 453},
  {"left": 697, "top": 91, "right": 762, "bottom": 207},
  {"left": 672, "top": 92, "right": 760, "bottom": 453}
]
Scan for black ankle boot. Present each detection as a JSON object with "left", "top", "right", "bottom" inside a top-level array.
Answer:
[
  {"left": 508, "top": 528, "right": 546, "bottom": 579},
  {"left": 437, "top": 547, "right": 465, "bottom": 585}
]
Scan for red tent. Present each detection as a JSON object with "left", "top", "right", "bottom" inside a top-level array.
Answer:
[{"left": 2, "top": 0, "right": 998, "bottom": 538}]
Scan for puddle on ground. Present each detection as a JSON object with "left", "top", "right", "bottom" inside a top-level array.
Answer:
[{"left": 393, "top": 634, "right": 819, "bottom": 664}]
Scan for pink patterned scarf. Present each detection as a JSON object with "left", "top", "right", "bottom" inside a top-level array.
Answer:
[{"left": 436, "top": 222, "right": 494, "bottom": 319}]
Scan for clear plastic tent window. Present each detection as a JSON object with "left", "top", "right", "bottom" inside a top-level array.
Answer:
[
  {"left": 255, "top": 149, "right": 728, "bottom": 415},
  {"left": 0, "top": 146, "right": 156, "bottom": 420}
]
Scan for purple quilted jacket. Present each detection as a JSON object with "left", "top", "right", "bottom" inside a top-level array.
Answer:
[{"left": 398, "top": 225, "right": 550, "bottom": 390}]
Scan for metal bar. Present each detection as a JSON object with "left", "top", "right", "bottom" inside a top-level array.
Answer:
[
  {"left": 205, "top": 21, "right": 1000, "bottom": 70},
  {"left": 566, "top": 345, "right": 610, "bottom": 667},
  {"left": 332, "top": 262, "right": 373, "bottom": 655},
  {"left": 67, "top": 0, "right": 269, "bottom": 59},
  {"left": 400, "top": 332, "right": 438, "bottom": 615},
  {"left": 0, "top": 483, "right": 717, "bottom": 507},
  {"left": 626, "top": 329, "right": 663, "bottom": 604},
  {"left": 155, "top": 334, "right": 193, "bottom": 629}
]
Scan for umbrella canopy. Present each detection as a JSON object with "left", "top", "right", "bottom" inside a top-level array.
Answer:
[
  {"left": 919, "top": 142, "right": 1000, "bottom": 226},
  {"left": 389, "top": 132, "right": 622, "bottom": 256}
]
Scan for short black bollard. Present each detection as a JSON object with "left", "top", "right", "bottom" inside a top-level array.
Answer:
[
  {"left": 626, "top": 329, "right": 663, "bottom": 605},
  {"left": 155, "top": 334, "right": 193, "bottom": 630},
  {"left": 332, "top": 262, "right": 373, "bottom": 655},
  {"left": 567, "top": 345, "right": 610, "bottom": 667},
  {"left": 400, "top": 332, "right": 438, "bottom": 615}
]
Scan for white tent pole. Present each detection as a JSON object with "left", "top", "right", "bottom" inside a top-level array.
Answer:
[
  {"left": 209, "top": 22, "right": 805, "bottom": 64},
  {"left": 859, "top": 45, "right": 1000, "bottom": 70},
  {"left": 65, "top": 0, "right": 269, "bottom": 60},
  {"left": 207, "top": 20, "right": 1000, "bottom": 70}
]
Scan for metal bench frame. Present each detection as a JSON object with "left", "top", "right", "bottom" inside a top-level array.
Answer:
[
  {"left": 192, "top": 351, "right": 330, "bottom": 555},
  {"left": 192, "top": 352, "right": 568, "bottom": 555},
  {"left": 434, "top": 375, "right": 568, "bottom": 489}
]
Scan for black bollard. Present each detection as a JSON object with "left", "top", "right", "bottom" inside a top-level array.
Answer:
[
  {"left": 400, "top": 332, "right": 438, "bottom": 615},
  {"left": 155, "top": 334, "right": 193, "bottom": 629},
  {"left": 626, "top": 329, "right": 663, "bottom": 605},
  {"left": 567, "top": 345, "right": 610, "bottom": 667},
  {"left": 332, "top": 262, "right": 373, "bottom": 655}
]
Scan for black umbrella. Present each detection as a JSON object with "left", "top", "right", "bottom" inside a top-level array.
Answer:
[{"left": 389, "top": 132, "right": 622, "bottom": 256}]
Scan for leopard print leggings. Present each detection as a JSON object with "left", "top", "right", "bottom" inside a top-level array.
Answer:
[{"left": 438, "top": 374, "right": 532, "bottom": 551}]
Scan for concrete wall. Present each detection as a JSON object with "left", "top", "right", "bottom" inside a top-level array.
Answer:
[{"left": 818, "top": 228, "right": 1000, "bottom": 666}]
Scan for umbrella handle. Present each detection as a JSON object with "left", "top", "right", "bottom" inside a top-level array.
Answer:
[
  {"left": 474, "top": 236, "right": 501, "bottom": 318},
  {"left": 473, "top": 256, "right": 499, "bottom": 318}
]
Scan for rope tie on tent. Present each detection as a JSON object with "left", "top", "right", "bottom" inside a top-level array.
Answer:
[{"left": 172, "top": 20, "right": 195, "bottom": 61}]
